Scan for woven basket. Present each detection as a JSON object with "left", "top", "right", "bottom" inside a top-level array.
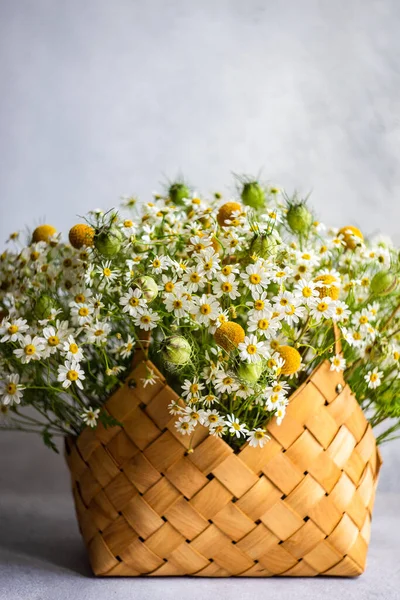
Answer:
[{"left": 65, "top": 346, "right": 382, "bottom": 577}]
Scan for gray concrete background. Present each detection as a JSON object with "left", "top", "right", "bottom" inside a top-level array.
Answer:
[{"left": 1, "top": 1, "right": 400, "bottom": 596}]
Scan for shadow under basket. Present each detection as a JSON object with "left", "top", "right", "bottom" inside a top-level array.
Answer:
[{"left": 65, "top": 355, "right": 382, "bottom": 577}]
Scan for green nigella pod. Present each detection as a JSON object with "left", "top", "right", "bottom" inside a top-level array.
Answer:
[
  {"left": 34, "top": 294, "right": 56, "bottom": 319},
  {"left": 169, "top": 183, "right": 190, "bottom": 206},
  {"left": 250, "top": 235, "right": 279, "bottom": 259},
  {"left": 237, "top": 362, "right": 263, "bottom": 384},
  {"left": 161, "top": 336, "right": 192, "bottom": 366},
  {"left": 241, "top": 182, "right": 265, "bottom": 209},
  {"left": 132, "top": 276, "right": 158, "bottom": 303},
  {"left": 94, "top": 228, "right": 123, "bottom": 258},
  {"left": 286, "top": 203, "right": 312, "bottom": 234},
  {"left": 370, "top": 271, "right": 397, "bottom": 296}
]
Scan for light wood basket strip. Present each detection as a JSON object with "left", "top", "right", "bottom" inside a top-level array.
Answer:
[{"left": 66, "top": 356, "right": 382, "bottom": 577}]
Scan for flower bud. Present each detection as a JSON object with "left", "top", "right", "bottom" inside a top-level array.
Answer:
[
  {"left": 237, "top": 362, "right": 263, "bottom": 384},
  {"left": 286, "top": 204, "right": 312, "bottom": 234},
  {"left": 69, "top": 224, "right": 95, "bottom": 249},
  {"left": 277, "top": 345, "right": 301, "bottom": 375},
  {"left": 32, "top": 225, "right": 57, "bottom": 244},
  {"left": 132, "top": 276, "right": 158, "bottom": 303},
  {"left": 241, "top": 182, "right": 265, "bottom": 209},
  {"left": 34, "top": 294, "right": 56, "bottom": 319},
  {"left": 169, "top": 182, "right": 190, "bottom": 206},
  {"left": 370, "top": 271, "right": 397, "bottom": 296},
  {"left": 161, "top": 336, "right": 192, "bottom": 365},
  {"left": 94, "top": 228, "right": 123, "bottom": 258}
]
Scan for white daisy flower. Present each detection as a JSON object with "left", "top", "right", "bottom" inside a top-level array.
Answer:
[
  {"left": 14, "top": 335, "right": 45, "bottom": 364},
  {"left": 62, "top": 336, "right": 84, "bottom": 361},
  {"left": 96, "top": 261, "right": 120, "bottom": 284},
  {"left": 183, "top": 267, "right": 206, "bottom": 293},
  {"left": 164, "top": 292, "right": 191, "bottom": 318},
  {"left": 119, "top": 335, "right": 135, "bottom": 359},
  {"left": 70, "top": 302, "right": 94, "bottom": 325},
  {"left": 247, "top": 428, "right": 270, "bottom": 448},
  {"left": 275, "top": 405, "right": 286, "bottom": 426},
  {"left": 364, "top": 368, "right": 383, "bottom": 389},
  {"left": 81, "top": 406, "right": 100, "bottom": 428},
  {"left": 119, "top": 288, "right": 146, "bottom": 317},
  {"left": 181, "top": 378, "right": 205, "bottom": 400},
  {"left": 196, "top": 247, "right": 221, "bottom": 280},
  {"left": 330, "top": 354, "right": 346, "bottom": 372},
  {"left": 213, "top": 274, "right": 240, "bottom": 300},
  {"left": 0, "top": 373, "right": 25, "bottom": 405},
  {"left": 332, "top": 301, "right": 351, "bottom": 323},
  {"left": 225, "top": 414, "right": 248, "bottom": 438},
  {"left": 294, "top": 279, "right": 319, "bottom": 303},
  {"left": 200, "top": 409, "right": 222, "bottom": 427},
  {"left": 247, "top": 312, "right": 281, "bottom": 339},
  {"left": 309, "top": 297, "right": 336, "bottom": 322},
  {"left": 240, "top": 261, "right": 270, "bottom": 296},
  {"left": 238, "top": 335, "right": 269, "bottom": 363},
  {"left": 57, "top": 360, "right": 85, "bottom": 390},
  {"left": 192, "top": 294, "right": 220, "bottom": 326},
  {"left": 210, "top": 423, "right": 228, "bottom": 438},
  {"left": 133, "top": 307, "right": 160, "bottom": 331},
  {"left": 0, "top": 317, "right": 29, "bottom": 343},
  {"left": 85, "top": 321, "right": 112, "bottom": 344},
  {"left": 213, "top": 370, "right": 239, "bottom": 394},
  {"left": 270, "top": 266, "right": 294, "bottom": 283},
  {"left": 150, "top": 255, "right": 169, "bottom": 274},
  {"left": 175, "top": 416, "right": 194, "bottom": 436}
]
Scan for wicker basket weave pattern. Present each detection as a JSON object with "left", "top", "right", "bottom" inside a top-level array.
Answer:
[{"left": 65, "top": 356, "right": 382, "bottom": 577}]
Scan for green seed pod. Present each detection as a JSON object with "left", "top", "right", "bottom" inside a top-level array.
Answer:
[
  {"left": 250, "top": 235, "right": 279, "bottom": 259},
  {"left": 34, "top": 294, "right": 56, "bottom": 319},
  {"left": 169, "top": 183, "right": 190, "bottom": 206},
  {"left": 237, "top": 362, "right": 263, "bottom": 384},
  {"left": 241, "top": 182, "right": 265, "bottom": 209},
  {"left": 94, "top": 228, "right": 123, "bottom": 258},
  {"left": 132, "top": 276, "right": 158, "bottom": 303},
  {"left": 370, "top": 271, "right": 397, "bottom": 296},
  {"left": 161, "top": 336, "right": 192, "bottom": 366},
  {"left": 286, "top": 203, "right": 312, "bottom": 234}
]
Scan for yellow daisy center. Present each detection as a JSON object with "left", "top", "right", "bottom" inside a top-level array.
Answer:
[
  {"left": 8, "top": 325, "right": 18, "bottom": 334},
  {"left": 25, "top": 344, "right": 36, "bottom": 355},
  {"left": 302, "top": 287, "right": 312, "bottom": 298},
  {"left": 317, "top": 302, "right": 328, "bottom": 312},
  {"left": 67, "top": 370, "right": 79, "bottom": 382},
  {"left": 222, "top": 266, "right": 232, "bottom": 276},
  {"left": 254, "top": 300, "right": 264, "bottom": 310},
  {"left": 190, "top": 273, "right": 201, "bottom": 283},
  {"left": 129, "top": 297, "right": 139, "bottom": 307},
  {"left": 141, "top": 315, "right": 151, "bottom": 324},
  {"left": 69, "top": 343, "right": 79, "bottom": 354},
  {"left": 370, "top": 373, "right": 378, "bottom": 382},
  {"left": 48, "top": 336, "right": 59, "bottom": 347},
  {"left": 249, "top": 274, "right": 261, "bottom": 285},
  {"left": 103, "top": 268, "right": 112, "bottom": 277},
  {"left": 258, "top": 319, "right": 269, "bottom": 330},
  {"left": 7, "top": 383, "right": 17, "bottom": 394},
  {"left": 79, "top": 307, "right": 89, "bottom": 317},
  {"left": 246, "top": 344, "right": 257, "bottom": 355},
  {"left": 200, "top": 304, "right": 212, "bottom": 315},
  {"left": 222, "top": 282, "right": 233, "bottom": 292},
  {"left": 190, "top": 383, "right": 199, "bottom": 394},
  {"left": 164, "top": 282, "right": 174, "bottom": 292},
  {"left": 75, "top": 294, "right": 86, "bottom": 303}
]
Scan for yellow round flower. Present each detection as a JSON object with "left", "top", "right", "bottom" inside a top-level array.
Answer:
[
  {"left": 217, "top": 202, "right": 242, "bottom": 227},
  {"left": 313, "top": 274, "right": 340, "bottom": 300},
  {"left": 69, "top": 224, "right": 95, "bottom": 249},
  {"left": 277, "top": 345, "right": 301, "bottom": 375},
  {"left": 32, "top": 224, "right": 57, "bottom": 243},
  {"left": 214, "top": 321, "right": 245, "bottom": 352},
  {"left": 339, "top": 225, "right": 363, "bottom": 250}
]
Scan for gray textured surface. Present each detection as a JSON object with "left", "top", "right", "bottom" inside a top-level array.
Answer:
[{"left": 1, "top": 0, "right": 400, "bottom": 597}]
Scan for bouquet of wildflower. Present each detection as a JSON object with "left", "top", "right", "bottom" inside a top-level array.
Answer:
[{"left": 1, "top": 177, "right": 400, "bottom": 452}]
